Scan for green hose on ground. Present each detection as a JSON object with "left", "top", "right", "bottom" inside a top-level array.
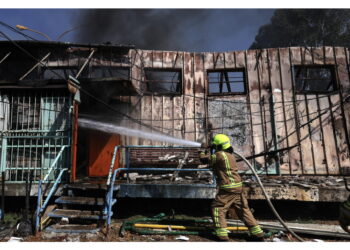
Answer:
[{"left": 119, "top": 213, "right": 259, "bottom": 238}]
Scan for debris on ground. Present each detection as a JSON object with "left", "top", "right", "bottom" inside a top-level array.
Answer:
[
  {"left": 7, "top": 236, "right": 23, "bottom": 242},
  {"left": 175, "top": 235, "right": 189, "bottom": 241},
  {"left": 14, "top": 219, "right": 33, "bottom": 237}
]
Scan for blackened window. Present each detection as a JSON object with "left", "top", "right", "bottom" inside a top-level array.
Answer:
[
  {"left": 294, "top": 66, "right": 338, "bottom": 93},
  {"left": 208, "top": 70, "right": 246, "bottom": 95},
  {"left": 144, "top": 69, "right": 182, "bottom": 95}
]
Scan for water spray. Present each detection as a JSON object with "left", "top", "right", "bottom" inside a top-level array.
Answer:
[{"left": 78, "top": 118, "right": 201, "bottom": 147}]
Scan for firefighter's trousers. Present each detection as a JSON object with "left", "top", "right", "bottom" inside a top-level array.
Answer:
[{"left": 211, "top": 188, "right": 263, "bottom": 237}]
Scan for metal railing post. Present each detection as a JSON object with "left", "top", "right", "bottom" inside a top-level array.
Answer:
[
  {"left": 43, "top": 146, "right": 67, "bottom": 182},
  {"left": 106, "top": 146, "right": 120, "bottom": 234},
  {"left": 35, "top": 180, "right": 42, "bottom": 233},
  {"left": 40, "top": 169, "right": 67, "bottom": 213}
]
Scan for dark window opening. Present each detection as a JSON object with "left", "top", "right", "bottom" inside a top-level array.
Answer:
[
  {"left": 208, "top": 70, "right": 246, "bottom": 95},
  {"left": 144, "top": 69, "right": 182, "bottom": 95},
  {"left": 294, "top": 66, "right": 338, "bottom": 93},
  {"left": 42, "top": 66, "right": 80, "bottom": 80},
  {"left": 88, "top": 66, "right": 129, "bottom": 80}
]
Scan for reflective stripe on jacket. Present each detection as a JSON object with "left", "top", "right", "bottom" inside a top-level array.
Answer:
[{"left": 212, "top": 151, "right": 242, "bottom": 190}]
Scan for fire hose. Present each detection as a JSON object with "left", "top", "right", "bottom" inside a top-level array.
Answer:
[{"left": 233, "top": 150, "right": 304, "bottom": 242}]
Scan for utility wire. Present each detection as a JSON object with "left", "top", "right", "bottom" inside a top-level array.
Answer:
[
  {"left": 0, "top": 27, "right": 348, "bottom": 139},
  {"left": 0, "top": 21, "right": 37, "bottom": 41},
  {"left": 0, "top": 30, "right": 168, "bottom": 135}
]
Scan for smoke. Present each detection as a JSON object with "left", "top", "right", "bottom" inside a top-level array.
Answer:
[{"left": 74, "top": 9, "right": 210, "bottom": 51}]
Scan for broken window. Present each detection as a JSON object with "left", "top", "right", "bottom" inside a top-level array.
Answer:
[
  {"left": 144, "top": 69, "right": 182, "bottom": 95},
  {"left": 294, "top": 66, "right": 338, "bottom": 93},
  {"left": 207, "top": 70, "right": 246, "bottom": 95}
]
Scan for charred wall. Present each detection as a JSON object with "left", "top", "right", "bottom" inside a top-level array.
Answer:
[{"left": 118, "top": 46, "right": 350, "bottom": 176}]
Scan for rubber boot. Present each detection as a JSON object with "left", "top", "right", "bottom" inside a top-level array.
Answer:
[{"left": 213, "top": 228, "right": 230, "bottom": 242}]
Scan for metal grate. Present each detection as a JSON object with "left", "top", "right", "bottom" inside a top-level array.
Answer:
[{"left": 0, "top": 89, "right": 72, "bottom": 182}]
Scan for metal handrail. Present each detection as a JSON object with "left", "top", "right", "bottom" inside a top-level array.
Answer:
[
  {"left": 43, "top": 146, "right": 68, "bottom": 182},
  {"left": 104, "top": 145, "right": 214, "bottom": 234},
  {"left": 35, "top": 168, "right": 67, "bottom": 233},
  {"left": 106, "top": 146, "right": 119, "bottom": 186},
  {"left": 105, "top": 146, "right": 120, "bottom": 234}
]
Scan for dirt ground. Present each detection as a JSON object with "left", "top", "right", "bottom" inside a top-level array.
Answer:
[{"left": 0, "top": 218, "right": 346, "bottom": 243}]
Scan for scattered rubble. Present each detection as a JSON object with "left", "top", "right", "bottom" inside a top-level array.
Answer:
[
  {"left": 7, "top": 236, "right": 23, "bottom": 242},
  {"left": 242, "top": 175, "right": 347, "bottom": 189},
  {"left": 175, "top": 235, "right": 189, "bottom": 241}
]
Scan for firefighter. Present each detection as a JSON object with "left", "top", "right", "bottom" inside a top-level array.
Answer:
[
  {"left": 339, "top": 195, "right": 350, "bottom": 234},
  {"left": 199, "top": 134, "right": 264, "bottom": 241}
]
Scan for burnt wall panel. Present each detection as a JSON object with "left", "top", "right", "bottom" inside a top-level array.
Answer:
[
  {"left": 295, "top": 47, "right": 316, "bottom": 174},
  {"left": 247, "top": 50, "right": 266, "bottom": 169},
  {"left": 333, "top": 47, "right": 350, "bottom": 174},
  {"left": 194, "top": 53, "right": 206, "bottom": 144},
  {"left": 121, "top": 46, "right": 350, "bottom": 175},
  {"left": 279, "top": 48, "right": 301, "bottom": 174},
  {"left": 269, "top": 49, "right": 290, "bottom": 174},
  {"left": 183, "top": 52, "right": 195, "bottom": 142}
]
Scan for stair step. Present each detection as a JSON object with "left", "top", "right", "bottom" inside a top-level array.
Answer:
[
  {"left": 64, "top": 184, "right": 108, "bottom": 191},
  {"left": 44, "top": 224, "right": 100, "bottom": 234},
  {"left": 48, "top": 209, "right": 111, "bottom": 220},
  {"left": 55, "top": 196, "right": 114, "bottom": 206}
]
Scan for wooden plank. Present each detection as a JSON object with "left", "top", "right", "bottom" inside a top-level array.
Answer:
[
  {"left": 213, "top": 52, "right": 225, "bottom": 69},
  {"left": 312, "top": 47, "right": 324, "bottom": 65},
  {"left": 174, "top": 52, "right": 183, "bottom": 69},
  {"left": 163, "top": 51, "right": 177, "bottom": 68},
  {"left": 142, "top": 50, "right": 153, "bottom": 68},
  {"left": 307, "top": 95, "right": 328, "bottom": 175},
  {"left": 279, "top": 47, "right": 301, "bottom": 174},
  {"left": 183, "top": 52, "right": 195, "bottom": 142},
  {"left": 300, "top": 47, "right": 313, "bottom": 65},
  {"left": 129, "top": 96, "right": 141, "bottom": 145},
  {"left": 224, "top": 52, "right": 235, "bottom": 69},
  {"left": 163, "top": 96, "right": 174, "bottom": 141},
  {"left": 269, "top": 48, "right": 290, "bottom": 174},
  {"left": 330, "top": 94, "right": 347, "bottom": 175},
  {"left": 235, "top": 50, "right": 246, "bottom": 68},
  {"left": 140, "top": 96, "right": 152, "bottom": 145},
  {"left": 324, "top": 46, "right": 334, "bottom": 65},
  {"left": 204, "top": 53, "right": 214, "bottom": 70},
  {"left": 257, "top": 49, "right": 273, "bottom": 173},
  {"left": 292, "top": 47, "right": 315, "bottom": 174},
  {"left": 332, "top": 47, "right": 350, "bottom": 174},
  {"left": 173, "top": 96, "right": 184, "bottom": 141},
  {"left": 335, "top": 47, "right": 350, "bottom": 92},
  {"left": 319, "top": 94, "right": 339, "bottom": 175},
  {"left": 194, "top": 53, "right": 206, "bottom": 144},
  {"left": 296, "top": 94, "right": 315, "bottom": 174},
  {"left": 152, "top": 95, "right": 163, "bottom": 146},
  {"left": 152, "top": 51, "right": 163, "bottom": 68},
  {"left": 246, "top": 50, "right": 265, "bottom": 167},
  {"left": 129, "top": 49, "right": 143, "bottom": 95}
]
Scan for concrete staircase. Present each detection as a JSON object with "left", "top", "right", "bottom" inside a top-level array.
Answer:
[{"left": 44, "top": 184, "right": 116, "bottom": 233}]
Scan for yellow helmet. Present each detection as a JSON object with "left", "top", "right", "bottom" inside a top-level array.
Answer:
[{"left": 211, "top": 134, "right": 231, "bottom": 150}]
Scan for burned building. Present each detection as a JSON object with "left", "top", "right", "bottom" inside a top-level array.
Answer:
[{"left": 0, "top": 41, "right": 350, "bottom": 204}]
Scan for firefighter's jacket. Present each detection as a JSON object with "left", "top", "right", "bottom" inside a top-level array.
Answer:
[{"left": 200, "top": 151, "right": 242, "bottom": 192}]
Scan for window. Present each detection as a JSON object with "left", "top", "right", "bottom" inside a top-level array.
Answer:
[
  {"left": 294, "top": 66, "right": 338, "bottom": 93},
  {"left": 144, "top": 69, "right": 182, "bottom": 95},
  {"left": 208, "top": 70, "right": 246, "bottom": 95},
  {"left": 88, "top": 66, "right": 130, "bottom": 79}
]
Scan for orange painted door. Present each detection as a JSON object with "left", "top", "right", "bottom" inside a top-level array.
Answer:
[{"left": 88, "top": 130, "right": 120, "bottom": 177}]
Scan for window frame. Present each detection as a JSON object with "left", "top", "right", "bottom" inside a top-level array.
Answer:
[
  {"left": 143, "top": 68, "right": 183, "bottom": 96},
  {"left": 292, "top": 65, "right": 339, "bottom": 94},
  {"left": 207, "top": 68, "right": 247, "bottom": 96}
]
